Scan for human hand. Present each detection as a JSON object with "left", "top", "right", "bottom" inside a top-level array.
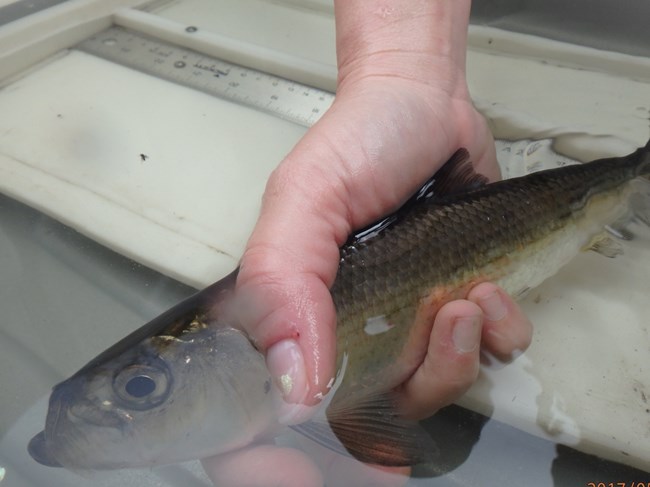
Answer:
[{"left": 202, "top": 1, "right": 533, "bottom": 485}]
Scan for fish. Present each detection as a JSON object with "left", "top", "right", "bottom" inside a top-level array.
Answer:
[{"left": 28, "top": 139, "right": 650, "bottom": 470}]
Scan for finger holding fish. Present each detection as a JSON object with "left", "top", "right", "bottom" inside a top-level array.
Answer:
[
  {"left": 236, "top": 233, "right": 339, "bottom": 410},
  {"left": 396, "top": 298, "right": 483, "bottom": 420},
  {"left": 394, "top": 284, "right": 531, "bottom": 420},
  {"left": 470, "top": 282, "right": 534, "bottom": 364}
]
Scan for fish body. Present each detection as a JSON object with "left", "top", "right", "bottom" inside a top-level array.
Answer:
[
  {"left": 330, "top": 143, "right": 650, "bottom": 396},
  {"left": 29, "top": 140, "right": 650, "bottom": 469}
]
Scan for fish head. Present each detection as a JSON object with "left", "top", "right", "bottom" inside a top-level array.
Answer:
[{"left": 29, "top": 273, "right": 279, "bottom": 469}]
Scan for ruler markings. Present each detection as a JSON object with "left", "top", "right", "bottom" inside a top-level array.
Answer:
[{"left": 76, "top": 26, "right": 335, "bottom": 128}]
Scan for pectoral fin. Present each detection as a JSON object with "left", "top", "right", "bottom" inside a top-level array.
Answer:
[{"left": 291, "top": 391, "right": 438, "bottom": 466}]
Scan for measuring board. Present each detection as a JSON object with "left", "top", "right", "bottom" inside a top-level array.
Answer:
[{"left": 76, "top": 26, "right": 335, "bottom": 127}]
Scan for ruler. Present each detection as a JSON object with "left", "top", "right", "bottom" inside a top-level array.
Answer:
[{"left": 76, "top": 26, "right": 335, "bottom": 127}]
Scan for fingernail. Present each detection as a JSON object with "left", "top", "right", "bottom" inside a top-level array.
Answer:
[
  {"left": 479, "top": 290, "right": 507, "bottom": 322},
  {"left": 266, "top": 339, "right": 308, "bottom": 404},
  {"left": 452, "top": 316, "right": 480, "bottom": 353}
]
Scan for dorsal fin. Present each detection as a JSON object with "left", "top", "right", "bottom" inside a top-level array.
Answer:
[
  {"left": 428, "top": 148, "right": 489, "bottom": 195},
  {"left": 394, "top": 148, "right": 488, "bottom": 212},
  {"left": 348, "top": 149, "right": 487, "bottom": 245}
]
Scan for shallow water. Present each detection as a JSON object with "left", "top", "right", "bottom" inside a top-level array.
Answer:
[{"left": 1, "top": 179, "right": 649, "bottom": 486}]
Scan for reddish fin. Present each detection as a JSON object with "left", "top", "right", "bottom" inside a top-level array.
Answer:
[{"left": 291, "top": 391, "right": 438, "bottom": 466}]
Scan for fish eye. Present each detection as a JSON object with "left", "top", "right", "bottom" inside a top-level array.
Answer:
[
  {"left": 113, "top": 362, "right": 172, "bottom": 410},
  {"left": 125, "top": 375, "right": 156, "bottom": 398}
]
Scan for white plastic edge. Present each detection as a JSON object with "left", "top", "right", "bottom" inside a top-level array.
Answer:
[
  {"left": 112, "top": 8, "right": 338, "bottom": 92},
  {"left": 0, "top": 0, "right": 151, "bottom": 83}
]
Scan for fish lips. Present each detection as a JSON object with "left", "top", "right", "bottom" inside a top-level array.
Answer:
[{"left": 28, "top": 431, "right": 62, "bottom": 467}]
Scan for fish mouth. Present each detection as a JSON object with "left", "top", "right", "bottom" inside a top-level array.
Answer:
[{"left": 28, "top": 431, "right": 62, "bottom": 467}]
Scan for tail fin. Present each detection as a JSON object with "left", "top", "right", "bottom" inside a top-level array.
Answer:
[
  {"left": 605, "top": 177, "right": 650, "bottom": 240},
  {"left": 588, "top": 140, "right": 650, "bottom": 244},
  {"left": 607, "top": 140, "right": 650, "bottom": 237}
]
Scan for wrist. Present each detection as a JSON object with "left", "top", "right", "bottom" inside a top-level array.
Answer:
[{"left": 334, "top": 0, "right": 472, "bottom": 96}]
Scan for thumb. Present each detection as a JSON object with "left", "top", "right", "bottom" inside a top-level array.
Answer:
[{"left": 235, "top": 159, "right": 345, "bottom": 421}]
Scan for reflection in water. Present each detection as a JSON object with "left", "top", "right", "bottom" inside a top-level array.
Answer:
[
  {"left": 415, "top": 405, "right": 491, "bottom": 478},
  {"left": 551, "top": 444, "right": 650, "bottom": 484}
]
